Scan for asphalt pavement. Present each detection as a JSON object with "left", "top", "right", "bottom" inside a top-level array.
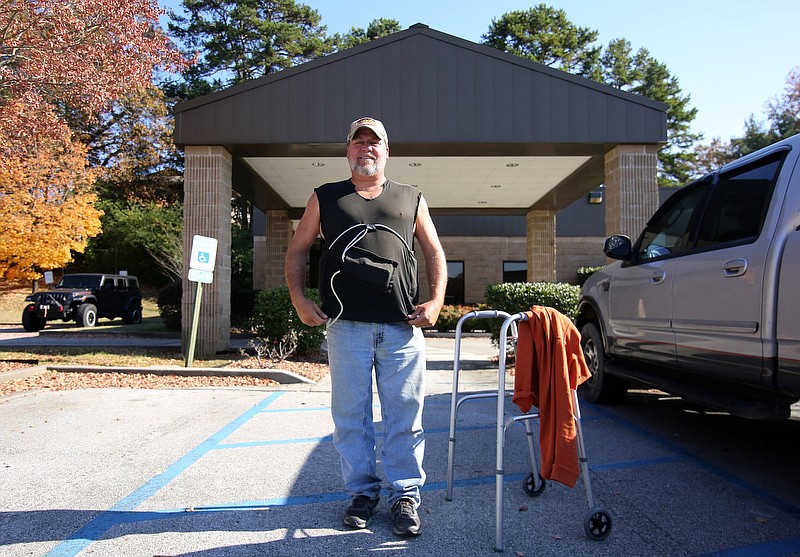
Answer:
[{"left": 2, "top": 330, "right": 800, "bottom": 556}]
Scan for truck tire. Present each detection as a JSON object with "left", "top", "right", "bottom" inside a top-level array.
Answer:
[
  {"left": 578, "top": 321, "right": 629, "bottom": 404},
  {"left": 76, "top": 303, "right": 98, "bottom": 328},
  {"left": 22, "top": 304, "right": 45, "bottom": 332},
  {"left": 123, "top": 304, "right": 143, "bottom": 325}
]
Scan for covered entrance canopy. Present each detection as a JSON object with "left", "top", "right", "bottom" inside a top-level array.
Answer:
[{"left": 174, "top": 23, "right": 667, "bottom": 355}]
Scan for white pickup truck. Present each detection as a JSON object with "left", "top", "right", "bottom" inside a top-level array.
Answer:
[{"left": 576, "top": 133, "right": 800, "bottom": 419}]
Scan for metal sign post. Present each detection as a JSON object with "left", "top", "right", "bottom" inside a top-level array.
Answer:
[{"left": 185, "top": 235, "right": 217, "bottom": 368}]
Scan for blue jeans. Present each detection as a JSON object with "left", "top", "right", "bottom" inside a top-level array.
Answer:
[{"left": 326, "top": 319, "right": 426, "bottom": 507}]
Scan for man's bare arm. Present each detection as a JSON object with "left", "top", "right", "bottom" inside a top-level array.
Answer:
[
  {"left": 285, "top": 192, "right": 328, "bottom": 326},
  {"left": 408, "top": 196, "right": 447, "bottom": 328}
]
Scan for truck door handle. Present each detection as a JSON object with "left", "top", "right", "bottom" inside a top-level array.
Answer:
[
  {"left": 650, "top": 270, "right": 666, "bottom": 284},
  {"left": 723, "top": 258, "right": 748, "bottom": 277}
]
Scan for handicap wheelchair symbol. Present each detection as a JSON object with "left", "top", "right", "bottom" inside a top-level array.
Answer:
[{"left": 197, "top": 251, "right": 210, "bottom": 264}]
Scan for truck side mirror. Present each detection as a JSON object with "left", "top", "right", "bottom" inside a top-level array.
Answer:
[{"left": 604, "top": 235, "right": 633, "bottom": 261}]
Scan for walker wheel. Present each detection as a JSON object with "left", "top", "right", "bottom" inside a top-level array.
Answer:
[
  {"left": 584, "top": 508, "right": 612, "bottom": 540},
  {"left": 522, "top": 472, "right": 546, "bottom": 497}
]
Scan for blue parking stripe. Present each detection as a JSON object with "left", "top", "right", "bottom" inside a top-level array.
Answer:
[
  {"left": 693, "top": 536, "right": 800, "bottom": 557},
  {"left": 43, "top": 392, "right": 284, "bottom": 557}
]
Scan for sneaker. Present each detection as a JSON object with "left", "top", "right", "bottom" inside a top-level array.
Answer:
[
  {"left": 391, "top": 497, "right": 421, "bottom": 536},
  {"left": 343, "top": 495, "right": 380, "bottom": 529}
]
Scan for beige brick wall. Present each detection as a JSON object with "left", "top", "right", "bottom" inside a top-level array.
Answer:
[
  {"left": 556, "top": 237, "right": 607, "bottom": 283},
  {"left": 416, "top": 235, "right": 606, "bottom": 303},
  {"left": 604, "top": 144, "right": 660, "bottom": 240},
  {"left": 263, "top": 210, "right": 291, "bottom": 290},
  {"left": 527, "top": 209, "right": 556, "bottom": 282},
  {"left": 182, "top": 146, "right": 232, "bottom": 355}
]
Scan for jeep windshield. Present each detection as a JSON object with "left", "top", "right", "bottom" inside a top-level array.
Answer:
[{"left": 56, "top": 275, "right": 101, "bottom": 290}]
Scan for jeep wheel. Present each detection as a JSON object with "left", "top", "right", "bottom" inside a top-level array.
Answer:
[
  {"left": 578, "top": 322, "right": 629, "bottom": 404},
  {"left": 123, "top": 305, "right": 143, "bottom": 325},
  {"left": 76, "top": 304, "right": 98, "bottom": 328},
  {"left": 22, "top": 305, "right": 45, "bottom": 332}
]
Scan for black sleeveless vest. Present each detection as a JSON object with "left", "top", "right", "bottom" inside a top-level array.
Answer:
[{"left": 316, "top": 179, "right": 420, "bottom": 322}]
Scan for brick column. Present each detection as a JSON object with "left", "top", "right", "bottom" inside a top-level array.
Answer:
[
  {"left": 604, "top": 145, "right": 660, "bottom": 240},
  {"left": 526, "top": 209, "right": 557, "bottom": 282},
  {"left": 264, "top": 210, "right": 292, "bottom": 289},
  {"left": 182, "top": 146, "right": 232, "bottom": 356}
]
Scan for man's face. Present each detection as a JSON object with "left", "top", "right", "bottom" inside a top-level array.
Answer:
[{"left": 347, "top": 128, "right": 388, "bottom": 177}]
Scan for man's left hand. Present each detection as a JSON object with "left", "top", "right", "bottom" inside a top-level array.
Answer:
[{"left": 407, "top": 301, "right": 442, "bottom": 328}]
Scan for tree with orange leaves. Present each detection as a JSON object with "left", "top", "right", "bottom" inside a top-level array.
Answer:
[{"left": 0, "top": 0, "right": 189, "bottom": 280}]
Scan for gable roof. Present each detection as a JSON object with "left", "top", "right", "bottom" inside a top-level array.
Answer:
[{"left": 174, "top": 23, "right": 667, "bottom": 214}]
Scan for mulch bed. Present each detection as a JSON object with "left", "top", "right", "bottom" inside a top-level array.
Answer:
[{"left": 0, "top": 356, "right": 329, "bottom": 398}]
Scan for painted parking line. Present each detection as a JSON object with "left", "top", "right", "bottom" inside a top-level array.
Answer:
[
  {"left": 43, "top": 392, "right": 285, "bottom": 557},
  {"left": 38, "top": 392, "right": 800, "bottom": 557}
]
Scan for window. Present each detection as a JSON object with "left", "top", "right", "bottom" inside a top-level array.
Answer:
[
  {"left": 445, "top": 261, "right": 465, "bottom": 305},
  {"left": 636, "top": 181, "right": 711, "bottom": 260},
  {"left": 503, "top": 261, "right": 527, "bottom": 283},
  {"left": 694, "top": 152, "right": 784, "bottom": 248}
]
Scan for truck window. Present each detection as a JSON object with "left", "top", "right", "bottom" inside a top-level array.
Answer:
[
  {"left": 695, "top": 152, "right": 785, "bottom": 248},
  {"left": 636, "top": 183, "right": 711, "bottom": 260}
]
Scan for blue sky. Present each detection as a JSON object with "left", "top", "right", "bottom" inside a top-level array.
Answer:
[{"left": 158, "top": 0, "right": 800, "bottom": 143}]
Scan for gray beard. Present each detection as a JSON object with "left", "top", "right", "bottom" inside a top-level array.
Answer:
[{"left": 350, "top": 158, "right": 385, "bottom": 177}]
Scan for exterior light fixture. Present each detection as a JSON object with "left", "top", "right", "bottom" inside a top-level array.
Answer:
[{"left": 587, "top": 190, "right": 604, "bottom": 204}]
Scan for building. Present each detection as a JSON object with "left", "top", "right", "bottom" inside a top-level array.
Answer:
[{"left": 174, "top": 24, "right": 667, "bottom": 354}]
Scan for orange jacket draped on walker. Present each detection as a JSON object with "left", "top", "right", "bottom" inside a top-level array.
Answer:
[{"left": 512, "top": 306, "right": 591, "bottom": 488}]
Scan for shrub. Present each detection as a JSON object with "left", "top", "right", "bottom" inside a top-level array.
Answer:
[
  {"left": 577, "top": 265, "right": 604, "bottom": 286},
  {"left": 156, "top": 280, "right": 182, "bottom": 331},
  {"left": 251, "top": 285, "right": 325, "bottom": 355},
  {"left": 434, "top": 304, "right": 488, "bottom": 332},
  {"left": 483, "top": 282, "right": 581, "bottom": 343}
]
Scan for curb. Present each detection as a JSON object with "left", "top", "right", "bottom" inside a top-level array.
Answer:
[
  {"left": 46, "top": 364, "right": 315, "bottom": 384},
  {"left": 0, "top": 364, "right": 314, "bottom": 385}
]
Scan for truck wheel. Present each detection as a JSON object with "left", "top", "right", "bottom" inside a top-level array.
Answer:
[
  {"left": 578, "top": 322, "right": 628, "bottom": 404},
  {"left": 76, "top": 304, "right": 98, "bottom": 328},
  {"left": 123, "top": 305, "right": 143, "bottom": 325},
  {"left": 21, "top": 305, "right": 45, "bottom": 332}
]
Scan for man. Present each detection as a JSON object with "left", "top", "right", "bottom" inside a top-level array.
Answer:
[{"left": 285, "top": 117, "right": 447, "bottom": 536}]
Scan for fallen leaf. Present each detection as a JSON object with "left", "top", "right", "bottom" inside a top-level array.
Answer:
[{"left": 519, "top": 505, "right": 528, "bottom": 512}]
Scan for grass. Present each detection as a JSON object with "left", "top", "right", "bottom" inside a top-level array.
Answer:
[{"left": 0, "top": 283, "right": 244, "bottom": 369}]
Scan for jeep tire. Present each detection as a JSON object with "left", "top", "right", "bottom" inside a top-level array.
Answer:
[
  {"left": 76, "top": 303, "right": 98, "bottom": 328},
  {"left": 22, "top": 304, "right": 46, "bottom": 332},
  {"left": 123, "top": 304, "right": 143, "bottom": 325}
]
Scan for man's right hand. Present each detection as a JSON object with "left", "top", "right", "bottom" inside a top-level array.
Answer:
[{"left": 294, "top": 297, "right": 328, "bottom": 327}]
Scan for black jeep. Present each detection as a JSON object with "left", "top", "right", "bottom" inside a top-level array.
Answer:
[{"left": 22, "top": 273, "right": 143, "bottom": 332}]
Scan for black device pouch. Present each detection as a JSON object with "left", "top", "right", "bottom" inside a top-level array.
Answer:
[{"left": 340, "top": 246, "right": 398, "bottom": 293}]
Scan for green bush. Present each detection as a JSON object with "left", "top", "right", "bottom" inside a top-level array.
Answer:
[
  {"left": 483, "top": 282, "right": 581, "bottom": 343},
  {"left": 156, "top": 280, "right": 182, "bottom": 331},
  {"left": 251, "top": 285, "right": 325, "bottom": 355},
  {"left": 576, "top": 265, "right": 604, "bottom": 286},
  {"left": 434, "top": 304, "right": 488, "bottom": 332}
]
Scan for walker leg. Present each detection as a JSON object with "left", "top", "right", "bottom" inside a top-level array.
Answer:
[{"left": 445, "top": 334, "right": 463, "bottom": 501}]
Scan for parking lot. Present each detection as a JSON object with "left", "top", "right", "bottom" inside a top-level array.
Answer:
[{"left": 2, "top": 334, "right": 800, "bottom": 556}]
